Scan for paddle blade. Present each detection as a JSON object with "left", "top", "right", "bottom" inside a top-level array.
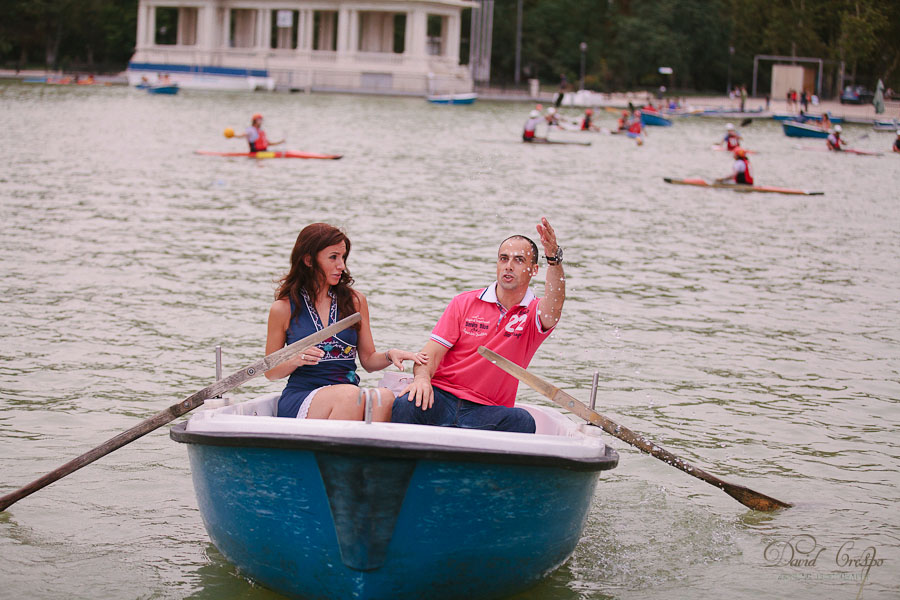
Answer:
[
  {"left": 722, "top": 481, "right": 793, "bottom": 511},
  {"left": 477, "top": 346, "right": 793, "bottom": 512},
  {"left": 741, "top": 118, "right": 753, "bottom": 127}
]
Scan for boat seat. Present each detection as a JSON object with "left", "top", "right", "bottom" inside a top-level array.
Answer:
[{"left": 379, "top": 373, "right": 578, "bottom": 436}]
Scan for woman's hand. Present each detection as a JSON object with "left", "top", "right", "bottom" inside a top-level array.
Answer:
[
  {"left": 385, "top": 349, "right": 429, "bottom": 371},
  {"left": 292, "top": 345, "right": 325, "bottom": 369}
]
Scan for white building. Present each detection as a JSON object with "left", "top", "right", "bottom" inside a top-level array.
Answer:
[{"left": 127, "top": 0, "right": 475, "bottom": 95}]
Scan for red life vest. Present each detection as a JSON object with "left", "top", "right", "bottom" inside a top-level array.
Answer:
[
  {"left": 726, "top": 134, "right": 740, "bottom": 150},
  {"left": 249, "top": 127, "right": 269, "bottom": 151},
  {"left": 628, "top": 120, "right": 642, "bottom": 134},
  {"left": 581, "top": 115, "right": 592, "bottom": 130},
  {"left": 735, "top": 158, "right": 753, "bottom": 185}
]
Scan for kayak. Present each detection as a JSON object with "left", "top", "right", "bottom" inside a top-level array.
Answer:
[
  {"left": 711, "top": 145, "right": 757, "bottom": 154},
  {"left": 523, "top": 138, "right": 591, "bottom": 146},
  {"left": 195, "top": 150, "right": 343, "bottom": 160},
  {"left": 663, "top": 177, "right": 824, "bottom": 196},
  {"left": 793, "top": 145, "right": 882, "bottom": 156}
]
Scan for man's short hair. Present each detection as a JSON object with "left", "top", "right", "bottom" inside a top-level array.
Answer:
[{"left": 499, "top": 235, "right": 539, "bottom": 265}]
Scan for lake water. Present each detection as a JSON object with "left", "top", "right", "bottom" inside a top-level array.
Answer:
[{"left": 1, "top": 82, "right": 898, "bottom": 600}]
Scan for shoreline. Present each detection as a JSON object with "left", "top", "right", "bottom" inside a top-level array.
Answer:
[{"left": 3, "top": 68, "right": 897, "bottom": 124}]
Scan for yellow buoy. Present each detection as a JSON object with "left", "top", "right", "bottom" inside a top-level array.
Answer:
[{"left": 224, "top": 127, "right": 235, "bottom": 138}]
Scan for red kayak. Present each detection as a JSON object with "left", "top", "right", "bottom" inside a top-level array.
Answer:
[
  {"left": 711, "top": 145, "right": 758, "bottom": 154},
  {"left": 195, "top": 150, "right": 343, "bottom": 160},
  {"left": 793, "top": 145, "right": 882, "bottom": 156},
  {"left": 664, "top": 177, "right": 823, "bottom": 196}
]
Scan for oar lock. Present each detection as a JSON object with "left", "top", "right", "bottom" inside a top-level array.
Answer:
[
  {"left": 203, "top": 345, "right": 233, "bottom": 409},
  {"left": 358, "top": 388, "right": 383, "bottom": 424}
]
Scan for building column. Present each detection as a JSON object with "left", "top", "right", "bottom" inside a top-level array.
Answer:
[
  {"left": 348, "top": 10, "right": 359, "bottom": 53},
  {"left": 259, "top": 9, "right": 271, "bottom": 50},
  {"left": 409, "top": 8, "right": 426, "bottom": 60},
  {"left": 147, "top": 4, "right": 157, "bottom": 46},
  {"left": 336, "top": 7, "right": 350, "bottom": 54},
  {"left": 445, "top": 14, "right": 458, "bottom": 59},
  {"left": 135, "top": 1, "right": 146, "bottom": 47}
]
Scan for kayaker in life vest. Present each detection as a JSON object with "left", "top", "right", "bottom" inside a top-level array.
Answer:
[
  {"left": 722, "top": 123, "right": 742, "bottom": 150},
  {"left": 626, "top": 110, "right": 645, "bottom": 145},
  {"left": 544, "top": 106, "right": 561, "bottom": 127},
  {"left": 581, "top": 108, "right": 599, "bottom": 131},
  {"left": 235, "top": 113, "right": 284, "bottom": 153},
  {"left": 717, "top": 148, "right": 753, "bottom": 185},
  {"left": 616, "top": 110, "right": 629, "bottom": 132},
  {"left": 523, "top": 110, "right": 542, "bottom": 142},
  {"left": 826, "top": 125, "right": 843, "bottom": 151},
  {"left": 893, "top": 130, "right": 900, "bottom": 154}
]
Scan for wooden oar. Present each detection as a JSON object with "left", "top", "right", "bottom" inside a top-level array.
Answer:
[
  {"left": 477, "top": 346, "right": 792, "bottom": 512},
  {"left": 0, "top": 313, "right": 361, "bottom": 512}
]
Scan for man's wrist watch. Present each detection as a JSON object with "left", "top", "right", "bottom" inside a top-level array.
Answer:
[{"left": 545, "top": 246, "right": 563, "bottom": 265}]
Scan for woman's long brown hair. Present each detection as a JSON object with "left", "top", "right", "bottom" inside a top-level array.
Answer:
[{"left": 275, "top": 223, "right": 359, "bottom": 330}]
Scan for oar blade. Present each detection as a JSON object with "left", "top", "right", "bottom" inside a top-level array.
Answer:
[
  {"left": 477, "top": 346, "right": 793, "bottom": 512},
  {"left": 0, "top": 313, "right": 361, "bottom": 512},
  {"left": 722, "top": 481, "right": 793, "bottom": 512}
]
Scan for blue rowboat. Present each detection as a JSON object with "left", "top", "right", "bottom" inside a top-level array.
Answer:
[
  {"left": 782, "top": 121, "right": 828, "bottom": 138},
  {"left": 170, "top": 391, "right": 618, "bottom": 600},
  {"left": 426, "top": 92, "right": 477, "bottom": 105},
  {"left": 772, "top": 113, "right": 843, "bottom": 124},
  {"left": 147, "top": 84, "right": 179, "bottom": 95},
  {"left": 640, "top": 111, "right": 672, "bottom": 126}
]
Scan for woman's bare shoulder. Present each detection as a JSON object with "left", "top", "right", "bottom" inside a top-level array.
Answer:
[{"left": 269, "top": 297, "right": 292, "bottom": 320}]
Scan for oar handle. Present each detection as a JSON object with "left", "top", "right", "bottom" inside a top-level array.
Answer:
[
  {"left": 0, "top": 313, "right": 361, "bottom": 512},
  {"left": 477, "top": 346, "right": 792, "bottom": 512}
]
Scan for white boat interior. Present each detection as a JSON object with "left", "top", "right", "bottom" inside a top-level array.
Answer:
[{"left": 188, "top": 390, "right": 610, "bottom": 462}]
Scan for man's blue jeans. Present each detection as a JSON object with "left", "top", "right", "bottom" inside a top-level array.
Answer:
[{"left": 391, "top": 385, "right": 536, "bottom": 433}]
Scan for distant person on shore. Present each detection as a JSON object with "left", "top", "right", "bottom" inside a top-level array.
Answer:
[
  {"left": 800, "top": 90, "right": 809, "bottom": 112},
  {"left": 264, "top": 223, "right": 426, "bottom": 420},
  {"left": 765, "top": 93, "right": 771, "bottom": 110},
  {"left": 555, "top": 74, "right": 568, "bottom": 108},
  {"left": 234, "top": 113, "right": 284, "bottom": 153},
  {"left": 717, "top": 148, "right": 753, "bottom": 185},
  {"left": 740, "top": 85, "right": 747, "bottom": 112},
  {"left": 826, "top": 125, "right": 843, "bottom": 151},
  {"left": 893, "top": 130, "right": 900, "bottom": 153},
  {"left": 721, "top": 123, "right": 742, "bottom": 150},
  {"left": 786, "top": 89, "right": 792, "bottom": 111},
  {"left": 523, "top": 109, "right": 542, "bottom": 142}
]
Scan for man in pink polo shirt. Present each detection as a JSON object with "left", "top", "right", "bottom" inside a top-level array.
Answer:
[{"left": 391, "top": 217, "right": 565, "bottom": 433}]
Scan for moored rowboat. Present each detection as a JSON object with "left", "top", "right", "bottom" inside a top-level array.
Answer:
[
  {"left": 171, "top": 391, "right": 618, "bottom": 600},
  {"left": 426, "top": 92, "right": 477, "bottom": 105},
  {"left": 147, "top": 84, "right": 179, "bottom": 95},
  {"left": 640, "top": 111, "right": 672, "bottom": 127},
  {"left": 782, "top": 121, "right": 828, "bottom": 138},
  {"left": 664, "top": 177, "right": 824, "bottom": 196},
  {"left": 195, "top": 150, "right": 343, "bottom": 160}
]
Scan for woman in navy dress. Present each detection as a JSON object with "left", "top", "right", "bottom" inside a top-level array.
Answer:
[{"left": 265, "top": 223, "right": 426, "bottom": 420}]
